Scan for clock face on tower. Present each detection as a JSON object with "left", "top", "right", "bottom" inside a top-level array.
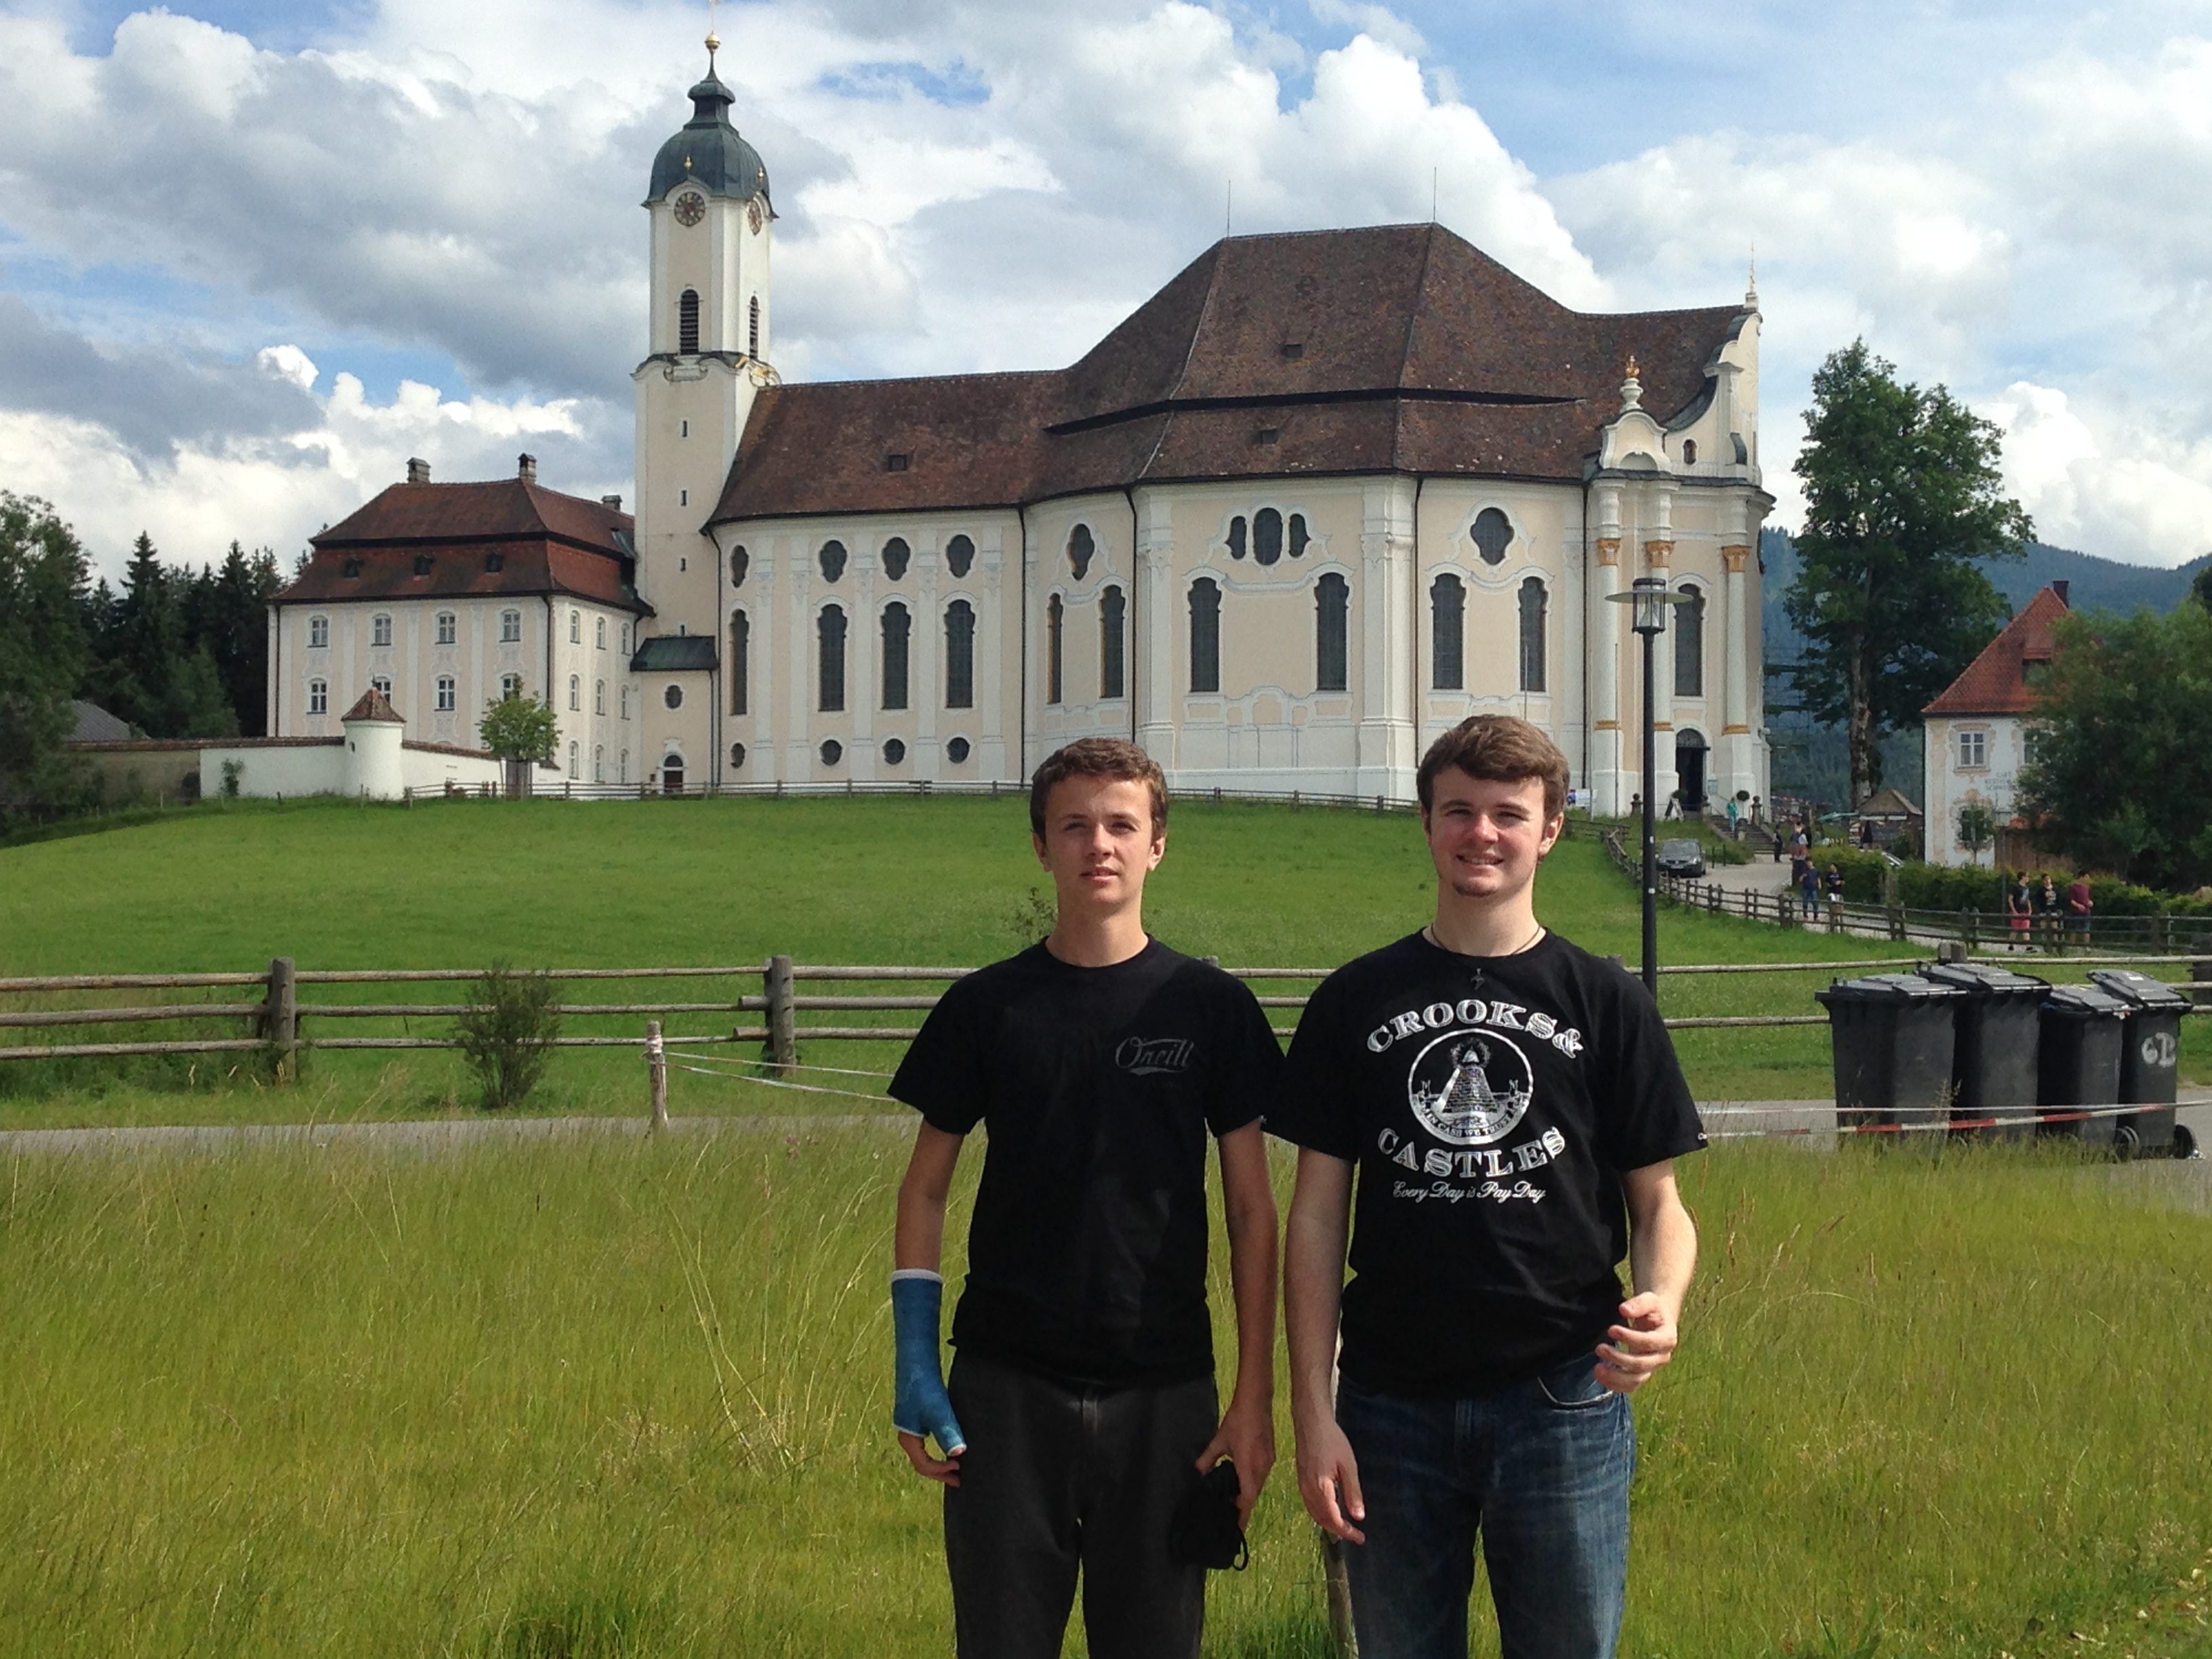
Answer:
[
  {"left": 673, "top": 191, "right": 705, "bottom": 228},
  {"left": 747, "top": 199, "right": 764, "bottom": 234}
]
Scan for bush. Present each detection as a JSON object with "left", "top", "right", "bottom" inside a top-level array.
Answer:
[{"left": 452, "top": 963, "right": 562, "bottom": 1111}]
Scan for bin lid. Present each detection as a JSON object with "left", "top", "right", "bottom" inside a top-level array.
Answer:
[
  {"left": 2041, "top": 984, "right": 2130, "bottom": 1019},
  {"left": 2086, "top": 968, "right": 2192, "bottom": 1011},
  {"left": 1918, "top": 962, "right": 2049, "bottom": 997},
  {"left": 1816, "top": 972, "right": 1965, "bottom": 1005}
]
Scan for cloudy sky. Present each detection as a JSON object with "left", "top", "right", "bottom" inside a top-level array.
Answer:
[{"left": 5, "top": 0, "right": 2211, "bottom": 579}]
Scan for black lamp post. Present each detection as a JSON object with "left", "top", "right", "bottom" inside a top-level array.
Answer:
[{"left": 1608, "top": 576, "right": 1691, "bottom": 997}]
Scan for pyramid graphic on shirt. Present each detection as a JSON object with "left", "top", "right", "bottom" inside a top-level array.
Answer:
[{"left": 1408, "top": 1030, "right": 1534, "bottom": 1146}]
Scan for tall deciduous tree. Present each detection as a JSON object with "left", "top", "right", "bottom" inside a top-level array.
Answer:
[
  {"left": 2018, "top": 605, "right": 2212, "bottom": 890},
  {"left": 1785, "top": 342, "right": 2033, "bottom": 806},
  {"left": 0, "top": 492, "right": 94, "bottom": 807},
  {"left": 477, "top": 693, "right": 558, "bottom": 765}
]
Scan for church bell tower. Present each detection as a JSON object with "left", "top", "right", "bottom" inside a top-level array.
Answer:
[{"left": 632, "top": 29, "right": 775, "bottom": 776}]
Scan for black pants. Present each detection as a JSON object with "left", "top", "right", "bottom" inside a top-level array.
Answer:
[{"left": 943, "top": 1351, "right": 1216, "bottom": 1659}]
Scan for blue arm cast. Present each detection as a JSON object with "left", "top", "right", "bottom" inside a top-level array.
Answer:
[{"left": 891, "top": 1271, "right": 968, "bottom": 1457}]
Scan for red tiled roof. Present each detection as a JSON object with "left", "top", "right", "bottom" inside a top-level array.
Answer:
[
  {"left": 1921, "top": 586, "right": 2071, "bottom": 716},
  {"left": 712, "top": 223, "right": 1748, "bottom": 523},
  {"left": 277, "top": 478, "right": 649, "bottom": 615},
  {"left": 339, "top": 687, "right": 404, "bottom": 724}
]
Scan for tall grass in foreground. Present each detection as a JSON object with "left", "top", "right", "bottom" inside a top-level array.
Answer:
[{"left": 3, "top": 1135, "right": 2207, "bottom": 1657}]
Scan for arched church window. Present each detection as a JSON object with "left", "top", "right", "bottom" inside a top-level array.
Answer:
[
  {"left": 1473, "top": 508, "right": 1514, "bottom": 566},
  {"left": 1674, "top": 583, "right": 1704, "bottom": 697},
  {"left": 819, "top": 539, "right": 847, "bottom": 583},
  {"left": 1289, "top": 513, "right": 1311, "bottom": 558},
  {"left": 1519, "top": 577, "right": 1549, "bottom": 693},
  {"left": 1254, "top": 508, "right": 1284, "bottom": 566},
  {"left": 945, "top": 601, "right": 975, "bottom": 710},
  {"left": 882, "top": 602, "right": 911, "bottom": 711},
  {"left": 729, "top": 610, "right": 748, "bottom": 716},
  {"left": 945, "top": 535, "right": 975, "bottom": 579},
  {"left": 1226, "top": 516, "right": 1248, "bottom": 560},
  {"left": 882, "top": 537, "right": 911, "bottom": 581},
  {"left": 748, "top": 295, "right": 761, "bottom": 360},
  {"left": 1067, "top": 525, "right": 1095, "bottom": 581},
  {"left": 1100, "top": 586, "right": 1126, "bottom": 699},
  {"left": 1682, "top": 438, "right": 1698, "bottom": 466},
  {"left": 818, "top": 605, "right": 847, "bottom": 712},
  {"left": 1046, "top": 594, "right": 1064, "bottom": 704},
  {"left": 678, "top": 289, "right": 700, "bottom": 354},
  {"left": 1315, "top": 573, "right": 1349, "bottom": 693},
  {"left": 730, "top": 546, "right": 748, "bottom": 588},
  {"left": 1431, "top": 573, "right": 1465, "bottom": 691},
  {"left": 1189, "top": 579, "right": 1221, "bottom": 694}
]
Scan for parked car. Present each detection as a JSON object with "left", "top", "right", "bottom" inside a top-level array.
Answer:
[{"left": 1655, "top": 838, "right": 1706, "bottom": 878}]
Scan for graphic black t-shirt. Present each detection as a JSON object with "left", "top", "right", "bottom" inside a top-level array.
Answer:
[
  {"left": 1269, "top": 932, "right": 1705, "bottom": 1399},
  {"left": 890, "top": 940, "right": 1280, "bottom": 1391}
]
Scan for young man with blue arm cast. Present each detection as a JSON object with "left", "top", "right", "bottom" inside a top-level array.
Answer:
[{"left": 889, "top": 738, "right": 1282, "bottom": 1658}]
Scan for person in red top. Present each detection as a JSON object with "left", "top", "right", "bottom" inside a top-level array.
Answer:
[{"left": 2065, "top": 874, "right": 2094, "bottom": 948}]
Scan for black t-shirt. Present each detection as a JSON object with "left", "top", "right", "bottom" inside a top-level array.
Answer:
[
  {"left": 890, "top": 939, "right": 1280, "bottom": 1391},
  {"left": 1269, "top": 931, "right": 1705, "bottom": 1399}
]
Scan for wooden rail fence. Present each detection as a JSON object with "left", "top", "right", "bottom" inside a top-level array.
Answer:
[{"left": 5, "top": 946, "right": 2205, "bottom": 1072}]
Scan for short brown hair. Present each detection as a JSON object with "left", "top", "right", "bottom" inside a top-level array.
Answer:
[
  {"left": 1029, "top": 738, "right": 1168, "bottom": 838},
  {"left": 1416, "top": 716, "right": 1570, "bottom": 819}
]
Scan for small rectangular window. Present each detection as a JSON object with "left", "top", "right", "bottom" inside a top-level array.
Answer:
[
  {"left": 1279, "top": 342, "right": 1305, "bottom": 360},
  {"left": 436, "top": 676, "right": 456, "bottom": 712},
  {"left": 1253, "top": 428, "right": 1280, "bottom": 445},
  {"left": 1959, "top": 730, "right": 1987, "bottom": 769},
  {"left": 309, "top": 616, "right": 329, "bottom": 649},
  {"left": 308, "top": 679, "right": 328, "bottom": 715}
]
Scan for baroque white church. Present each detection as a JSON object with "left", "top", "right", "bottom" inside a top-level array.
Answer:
[{"left": 270, "top": 39, "right": 1771, "bottom": 813}]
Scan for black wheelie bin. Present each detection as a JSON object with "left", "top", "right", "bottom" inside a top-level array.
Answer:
[
  {"left": 2087, "top": 968, "right": 2189, "bottom": 1157},
  {"left": 1916, "top": 962, "right": 2047, "bottom": 1141},
  {"left": 1815, "top": 973, "right": 1964, "bottom": 1139},
  {"left": 2036, "top": 984, "right": 2129, "bottom": 1148}
]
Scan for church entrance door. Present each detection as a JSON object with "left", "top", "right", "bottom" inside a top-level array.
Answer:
[
  {"left": 661, "top": 755, "right": 685, "bottom": 794},
  {"left": 1674, "top": 730, "right": 1708, "bottom": 814}
]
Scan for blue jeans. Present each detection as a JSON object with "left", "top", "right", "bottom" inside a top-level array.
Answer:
[{"left": 1337, "top": 1355, "right": 1635, "bottom": 1659}]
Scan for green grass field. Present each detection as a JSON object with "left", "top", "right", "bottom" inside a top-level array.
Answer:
[
  {"left": 12, "top": 792, "right": 2148, "bottom": 1130},
  {"left": 3, "top": 1131, "right": 2207, "bottom": 1658}
]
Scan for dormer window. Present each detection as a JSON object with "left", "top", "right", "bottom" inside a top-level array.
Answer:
[
  {"left": 341, "top": 557, "right": 362, "bottom": 578},
  {"left": 413, "top": 553, "right": 433, "bottom": 577},
  {"left": 1254, "top": 428, "right": 1281, "bottom": 445},
  {"left": 1280, "top": 342, "right": 1305, "bottom": 360},
  {"left": 886, "top": 453, "right": 909, "bottom": 472},
  {"left": 485, "top": 550, "right": 504, "bottom": 572}
]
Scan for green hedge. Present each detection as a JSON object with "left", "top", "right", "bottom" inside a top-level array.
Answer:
[{"left": 1804, "top": 851, "right": 2192, "bottom": 918}]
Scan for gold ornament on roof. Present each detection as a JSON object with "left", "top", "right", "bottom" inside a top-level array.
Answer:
[{"left": 1623, "top": 354, "right": 1640, "bottom": 380}]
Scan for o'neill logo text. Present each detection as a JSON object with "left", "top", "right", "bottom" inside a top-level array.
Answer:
[{"left": 1117, "top": 1036, "right": 1196, "bottom": 1076}]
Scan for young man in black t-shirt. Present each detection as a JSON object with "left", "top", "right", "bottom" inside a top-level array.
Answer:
[
  {"left": 1275, "top": 716, "right": 1704, "bottom": 1659},
  {"left": 888, "top": 738, "right": 1282, "bottom": 1659}
]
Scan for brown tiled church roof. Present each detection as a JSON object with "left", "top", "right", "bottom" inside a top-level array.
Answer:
[
  {"left": 1921, "top": 586, "right": 2070, "bottom": 717},
  {"left": 279, "top": 476, "right": 650, "bottom": 615},
  {"left": 712, "top": 224, "right": 1748, "bottom": 523}
]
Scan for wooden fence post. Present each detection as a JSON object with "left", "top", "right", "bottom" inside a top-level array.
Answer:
[
  {"left": 263, "top": 956, "right": 297, "bottom": 1082},
  {"left": 766, "top": 954, "right": 797, "bottom": 1073},
  {"left": 1937, "top": 941, "right": 1967, "bottom": 964},
  {"left": 646, "top": 1020, "right": 669, "bottom": 1130},
  {"left": 1828, "top": 899, "right": 1842, "bottom": 934},
  {"left": 1322, "top": 1534, "right": 1357, "bottom": 1656}
]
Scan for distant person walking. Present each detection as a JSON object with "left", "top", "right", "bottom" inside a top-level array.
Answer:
[
  {"left": 2036, "top": 875, "right": 2062, "bottom": 951},
  {"left": 1797, "top": 860, "right": 1820, "bottom": 920},
  {"left": 1824, "top": 862, "right": 1845, "bottom": 909},
  {"left": 1771, "top": 826, "right": 1785, "bottom": 863},
  {"left": 2005, "top": 872, "right": 2032, "bottom": 951},
  {"left": 1725, "top": 797, "right": 1740, "bottom": 836},
  {"left": 2066, "top": 874, "right": 2094, "bottom": 949}
]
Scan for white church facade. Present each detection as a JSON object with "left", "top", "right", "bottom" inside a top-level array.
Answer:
[{"left": 271, "top": 42, "right": 1772, "bottom": 813}]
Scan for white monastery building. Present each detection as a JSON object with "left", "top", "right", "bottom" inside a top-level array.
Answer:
[
  {"left": 1921, "top": 582, "right": 2071, "bottom": 868},
  {"left": 270, "top": 42, "right": 1774, "bottom": 811}
]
